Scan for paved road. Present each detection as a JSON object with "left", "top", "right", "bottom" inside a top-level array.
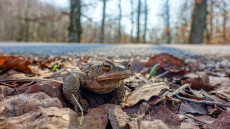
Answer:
[{"left": 0, "top": 42, "right": 230, "bottom": 58}]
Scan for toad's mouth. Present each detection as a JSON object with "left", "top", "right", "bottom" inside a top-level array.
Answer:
[{"left": 96, "top": 74, "right": 130, "bottom": 81}]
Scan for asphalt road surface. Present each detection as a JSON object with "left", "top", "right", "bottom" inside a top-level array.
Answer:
[{"left": 0, "top": 42, "right": 230, "bottom": 58}]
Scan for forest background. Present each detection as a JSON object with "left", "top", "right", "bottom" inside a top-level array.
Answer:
[{"left": 0, "top": 0, "right": 229, "bottom": 44}]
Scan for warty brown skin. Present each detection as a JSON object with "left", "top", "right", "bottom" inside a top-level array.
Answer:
[{"left": 63, "top": 60, "right": 131, "bottom": 111}]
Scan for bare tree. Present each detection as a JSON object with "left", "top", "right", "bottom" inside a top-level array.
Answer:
[
  {"left": 118, "top": 0, "right": 122, "bottom": 43},
  {"left": 136, "top": 0, "right": 141, "bottom": 43},
  {"left": 100, "top": 0, "right": 106, "bottom": 43},
  {"left": 205, "top": 0, "right": 215, "bottom": 43},
  {"left": 159, "top": 0, "right": 171, "bottom": 43},
  {"left": 69, "top": 0, "right": 82, "bottom": 42},
  {"left": 160, "top": 0, "right": 171, "bottom": 43},
  {"left": 143, "top": 0, "right": 148, "bottom": 43},
  {"left": 222, "top": 0, "right": 227, "bottom": 41},
  {"left": 165, "top": 0, "right": 171, "bottom": 43},
  {"left": 24, "top": 0, "right": 30, "bottom": 41},
  {"left": 0, "top": 0, "right": 69, "bottom": 42},
  {"left": 130, "top": 0, "right": 134, "bottom": 43},
  {"left": 176, "top": 1, "right": 191, "bottom": 43},
  {"left": 189, "top": 0, "right": 208, "bottom": 44}
]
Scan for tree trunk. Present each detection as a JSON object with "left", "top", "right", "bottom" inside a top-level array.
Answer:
[
  {"left": 206, "top": 1, "right": 214, "bottom": 43},
  {"left": 136, "top": 0, "right": 141, "bottom": 43},
  {"left": 189, "top": 0, "right": 207, "bottom": 44},
  {"left": 130, "top": 0, "right": 134, "bottom": 43},
  {"left": 143, "top": 0, "right": 148, "bottom": 43},
  {"left": 118, "top": 0, "right": 122, "bottom": 43},
  {"left": 69, "top": 0, "right": 82, "bottom": 43},
  {"left": 222, "top": 1, "right": 227, "bottom": 42},
  {"left": 100, "top": 0, "right": 106, "bottom": 43},
  {"left": 24, "top": 0, "right": 30, "bottom": 42},
  {"left": 165, "top": 0, "right": 171, "bottom": 43}
]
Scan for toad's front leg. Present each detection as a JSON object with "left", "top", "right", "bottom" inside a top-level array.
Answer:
[
  {"left": 106, "top": 81, "right": 125, "bottom": 104},
  {"left": 63, "top": 72, "right": 81, "bottom": 111}
]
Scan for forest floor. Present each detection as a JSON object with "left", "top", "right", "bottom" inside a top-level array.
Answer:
[{"left": 0, "top": 50, "right": 230, "bottom": 129}]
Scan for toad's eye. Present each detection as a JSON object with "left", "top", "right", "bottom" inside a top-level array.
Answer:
[{"left": 103, "top": 62, "right": 111, "bottom": 71}]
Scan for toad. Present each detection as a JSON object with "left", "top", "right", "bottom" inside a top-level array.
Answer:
[{"left": 63, "top": 60, "right": 131, "bottom": 111}]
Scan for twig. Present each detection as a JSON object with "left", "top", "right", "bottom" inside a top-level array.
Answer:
[
  {"left": 153, "top": 84, "right": 190, "bottom": 105},
  {"left": 168, "top": 83, "right": 190, "bottom": 98},
  {"left": 0, "top": 78, "right": 62, "bottom": 84},
  {"left": 179, "top": 90, "right": 204, "bottom": 100},
  {"left": 0, "top": 81, "right": 20, "bottom": 95},
  {"left": 0, "top": 82, "right": 17, "bottom": 88},
  {"left": 157, "top": 71, "right": 170, "bottom": 78},
  {"left": 72, "top": 94, "right": 84, "bottom": 126},
  {"left": 23, "top": 79, "right": 37, "bottom": 87},
  {"left": 14, "top": 87, "right": 19, "bottom": 95},
  {"left": 174, "top": 94, "right": 230, "bottom": 107},
  {"left": 184, "top": 114, "right": 211, "bottom": 125}
]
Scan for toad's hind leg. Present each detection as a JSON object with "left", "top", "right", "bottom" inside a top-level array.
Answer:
[{"left": 63, "top": 72, "right": 80, "bottom": 111}]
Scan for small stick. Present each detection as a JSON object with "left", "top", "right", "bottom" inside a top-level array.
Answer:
[
  {"left": 0, "top": 81, "right": 17, "bottom": 88},
  {"left": 72, "top": 94, "right": 84, "bottom": 126},
  {"left": 184, "top": 114, "right": 211, "bottom": 125},
  {"left": 168, "top": 83, "right": 190, "bottom": 98},
  {"left": 14, "top": 87, "right": 19, "bottom": 95},
  {"left": 174, "top": 94, "right": 230, "bottom": 107},
  {"left": 23, "top": 78, "right": 37, "bottom": 87},
  {"left": 0, "top": 82, "right": 19, "bottom": 95},
  {"left": 153, "top": 84, "right": 190, "bottom": 105},
  {"left": 0, "top": 78, "right": 62, "bottom": 84},
  {"left": 157, "top": 71, "right": 170, "bottom": 78}
]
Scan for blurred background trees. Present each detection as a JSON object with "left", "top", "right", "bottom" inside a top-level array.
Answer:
[
  {"left": 69, "top": 0, "right": 82, "bottom": 42},
  {"left": 0, "top": 0, "right": 229, "bottom": 44},
  {"left": 0, "top": 0, "right": 69, "bottom": 42},
  {"left": 189, "top": 0, "right": 207, "bottom": 43}
]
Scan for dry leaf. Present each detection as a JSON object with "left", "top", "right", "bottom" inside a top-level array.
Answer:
[
  {"left": 195, "top": 115, "right": 215, "bottom": 124},
  {"left": 108, "top": 105, "right": 138, "bottom": 129},
  {"left": 203, "top": 111, "right": 230, "bottom": 129},
  {"left": 182, "top": 74, "right": 217, "bottom": 91},
  {"left": 145, "top": 53, "right": 186, "bottom": 73},
  {"left": 144, "top": 106, "right": 181, "bottom": 129},
  {"left": 180, "top": 123, "right": 199, "bottom": 129},
  {"left": 25, "top": 80, "right": 67, "bottom": 107},
  {"left": 140, "top": 120, "right": 169, "bottom": 129},
  {"left": 215, "top": 79, "right": 230, "bottom": 101},
  {"left": 0, "top": 55, "right": 33, "bottom": 74},
  {"left": 122, "top": 82, "right": 169, "bottom": 107},
  {"left": 138, "top": 102, "right": 150, "bottom": 116},
  {"left": 207, "top": 105, "right": 223, "bottom": 115},
  {"left": 0, "top": 87, "right": 4, "bottom": 113},
  {"left": 0, "top": 107, "right": 80, "bottom": 129},
  {"left": 179, "top": 102, "right": 207, "bottom": 115},
  {"left": 81, "top": 104, "right": 115, "bottom": 129},
  {"left": 0, "top": 92, "right": 62, "bottom": 118},
  {"left": 123, "top": 103, "right": 142, "bottom": 118}
]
